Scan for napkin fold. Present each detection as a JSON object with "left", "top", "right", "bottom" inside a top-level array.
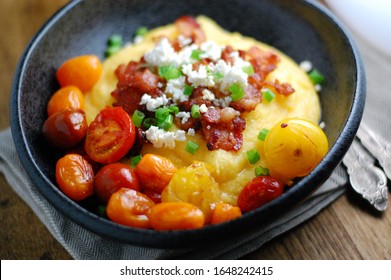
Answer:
[{"left": 0, "top": 128, "right": 348, "bottom": 259}]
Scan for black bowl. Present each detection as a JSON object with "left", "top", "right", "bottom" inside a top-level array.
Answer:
[{"left": 10, "top": 0, "right": 365, "bottom": 248}]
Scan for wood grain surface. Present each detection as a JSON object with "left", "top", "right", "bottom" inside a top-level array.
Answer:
[{"left": 1, "top": 0, "right": 390, "bottom": 260}]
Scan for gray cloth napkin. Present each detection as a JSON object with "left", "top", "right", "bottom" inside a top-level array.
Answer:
[{"left": 0, "top": 128, "right": 347, "bottom": 259}]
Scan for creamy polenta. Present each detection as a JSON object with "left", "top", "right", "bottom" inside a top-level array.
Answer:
[{"left": 83, "top": 16, "right": 321, "bottom": 206}]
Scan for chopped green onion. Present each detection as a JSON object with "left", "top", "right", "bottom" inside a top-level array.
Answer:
[
  {"left": 212, "top": 72, "right": 224, "bottom": 81},
  {"left": 132, "top": 110, "right": 145, "bottom": 127},
  {"left": 247, "top": 149, "right": 261, "bottom": 165},
  {"left": 191, "top": 49, "right": 204, "bottom": 60},
  {"left": 169, "top": 104, "right": 180, "bottom": 115},
  {"left": 255, "top": 166, "right": 270, "bottom": 177},
  {"left": 142, "top": 117, "right": 157, "bottom": 129},
  {"left": 131, "top": 155, "right": 143, "bottom": 167},
  {"left": 158, "top": 65, "right": 182, "bottom": 80},
  {"left": 97, "top": 205, "right": 107, "bottom": 218},
  {"left": 155, "top": 106, "right": 170, "bottom": 121},
  {"left": 157, "top": 114, "right": 173, "bottom": 130},
  {"left": 135, "top": 26, "right": 148, "bottom": 37},
  {"left": 183, "top": 84, "right": 194, "bottom": 96},
  {"left": 262, "top": 88, "right": 276, "bottom": 103},
  {"left": 229, "top": 83, "right": 245, "bottom": 101},
  {"left": 185, "top": 141, "right": 199, "bottom": 155},
  {"left": 107, "top": 34, "right": 123, "bottom": 47},
  {"left": 242, "top": 65, "right": 254, "bottom": 75},
  {"left": 191, "top": 104, "right": 201, "bottom": 118},
  {"left": 257, "top": 128, "right": 269, "bottom": 141},
  {"left": 308, "top": 69, "right": 325, "bottom": 85},
  {"left": 105, "top": 45, "right": 122, "bottom": 57}
]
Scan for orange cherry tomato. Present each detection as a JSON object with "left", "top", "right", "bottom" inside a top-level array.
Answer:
[
  {"left": 149, "top": 202, "right": 205, "bottom": 230},
  {"left": 237, "top": 176, "right": 283, "bottom": 213},
  {"left": 135, "top": 154, "right": 177, "bottom": 194},
  {"left": 106, "top": 188, "right": 155, "bottom": 228},
  {"left": 56, "top": 154, "right": 94, "bottom": 201},
  {"left": 47, "top": 86, "right": 84, "bottom": 117},
  {"left": 56, "top": 55, "right": 102, "bottom": 92},
  {"left": 84, "top": 107, "right": 136, "bottom": 164},
  {"left": 42, "top": 109, "right": 88, "bottom": 149},
  {"left": 94, "top": 162, "right": 140, "bottom": 202},
  {"left": 210, "top": 202, "right": 242, "bottom": 225}
]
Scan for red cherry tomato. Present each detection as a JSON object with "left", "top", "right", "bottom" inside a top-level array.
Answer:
[
  {"left": 94, "top": 162, "right": 140, "bottom": 202},
  {"left": 237, "top": 176, "right": 283, "bottom": 212},
  {"left": 56, "top": 154, "right": 94, "bottom": 201},
  {"left": 106, "top": 188, "right": 155, "bottom": 228},
  {"left": 84, "top": 107, "right": 135, "bottom": 164},
  {"left": 42, "top": 109, "right": 88, "bottom": 149}
]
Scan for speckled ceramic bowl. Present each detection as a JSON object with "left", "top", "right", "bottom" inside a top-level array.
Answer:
[{"left": 10, "top": 0, "right": 365, "bottom": 248}]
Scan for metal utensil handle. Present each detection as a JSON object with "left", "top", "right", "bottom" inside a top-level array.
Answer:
[{"left": 343, "top": 138, "right": 388, "bottom": 211}]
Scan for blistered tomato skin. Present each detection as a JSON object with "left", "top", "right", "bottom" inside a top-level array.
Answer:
[
  {"left": 149, "top": 202, "right": 205, "bottom": 230},
  {"left": 56, "top": 154, "right": 94, "bottom": 201},
  {"left": 84, "top": 107, "right": 136, "bottom": 164},
  {"left": 56, "top": 55, "right": 103, "bottom": 92},
  {"left": 135, "top": 154, "right": 177, "bottom": 194},
  {"left": 237, "top": 176, "right": 283, "bottom": 212},
  {"left": 94, "top": 163, "right": 140, "bottom": 202},
  {"left": 211, "top": 202, "right": 242, "bottom": 225},
  {"left": 106, "top": 188, "right": 155, "bottom": 228},
  {"left": 42, "top": 109, "right": 88, "bottom": 149},
  {"left": 47, "top": 86, "right": 84, "bottom": 117},
  {"left": 264, "top": 118, "right": 329, "bottom": 179}
]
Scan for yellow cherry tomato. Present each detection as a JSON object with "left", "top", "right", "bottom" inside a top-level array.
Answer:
[
  {"left": 210, "top": 202, "right": 242, "bottom": 225},
  {"left": 56, "top": 55, "right": 102, "bottom": 92},
  {"left": 161, "top": 161, "right": 220, "bottom": 223},
  {"left": 264, "top": 118, "right": 328, "bottom": 178}
]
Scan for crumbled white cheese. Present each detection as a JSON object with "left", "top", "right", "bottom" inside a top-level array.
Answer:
[
  {"left": 165, "top": 76, "right": 188, "bottom": 103},
  {"left": 134, "top": 35, "right": 144, "bottom": 44},
  {"left": 213, "top": 96, "right": 232, "bottom": 108},
  {"left": 178, "top": 35, "right": 192, "bottom": 48},
  {"left": 187, "top": 128, "right": 196, "bottom": 136},
  {"left": 200, "top": 41, "right": 222, "bottom": 61},
  {"left": 210, "top": 59, "right": 248, "bottom": 93},
  {"left": 176, "top": 111, "right": 191, "bottom": 124},
  {"left": 315, "top": 84, "right": 322, "bottom": 92},
  {"left": 139, "top": 93, "right": 170, "bottom": 112},
  {"left": 230, "top": 51, "right": 251, "bottom": 68},
  {"left": 182, "top": 64, "right": 215, "bottom": 88},
  {"left": 300, "top": 60, "right": 313, "bottom": 72},
  {"left": 145, "top": 126, "right": 186, "bottom": 149},
  {"left": 202, "top": 89, "right": 215, "bottom": 101},
  {"left": 199, "top": 104, "right": 208, "bottom": 113}
]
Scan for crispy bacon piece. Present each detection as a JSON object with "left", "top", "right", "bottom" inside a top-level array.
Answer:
[
  {"left": 264, "top": 80, "right": 295, "bottom": 96},
  {"left": 247, "top": 46, "right": 280, "bottom": 90},
  {"left": 175, "top": 15, "right": 206, "bottom": 44},
  {"left": 111, "top": 61, "right": 163, "bottom": 115},
  {"left": 201, "top": 107, "right": 246, "bottom": 152},
  {"left": 230, "top": 84, "right": 262, "bottom": 113}
]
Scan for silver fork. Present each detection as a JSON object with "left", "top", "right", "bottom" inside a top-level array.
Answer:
[{"left": 342, "top": 127, "right": 389, "bottom": 211}]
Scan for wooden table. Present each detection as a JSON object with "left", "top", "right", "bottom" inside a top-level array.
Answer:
[{"left": 1, "top": 0, "right": 390, "bottom": 260}]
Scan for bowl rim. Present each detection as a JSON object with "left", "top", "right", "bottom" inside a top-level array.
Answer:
[{"left": 10, "top": 0, "right": 365, "bottom": 248}]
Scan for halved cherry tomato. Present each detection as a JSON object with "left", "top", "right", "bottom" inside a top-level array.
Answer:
[
  {"left": 42, "top": 109, "right": 88, "bottom": 149},
  {"left": 56, "top": 154, "right": 94, "bottom": 201},
  {"left": 237, "top": 176, "right": 283, "bottom": 212},
  {"left": 149, "top": 202, "right": 205, "bottom": 230},
  {"left": 94, "top": 162, "right": 140, "bottom": 202},
  {"left": 210, "top": 202, "right": 242, "bottom": 225},
  {"left": 135, "top": 154, "right": 177, "bottom": 194},
  {"left": 56, "top": 55, "right": 102, "bottom": 92},
  {"left": 106, "top": 188, "right": 155, "bottom": 228},
  {"left": 84, "top": 107, "right": 135, "bottom": 164},
  {"left": 47, "top": 86, "right": 84, "bottom": 117}
]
